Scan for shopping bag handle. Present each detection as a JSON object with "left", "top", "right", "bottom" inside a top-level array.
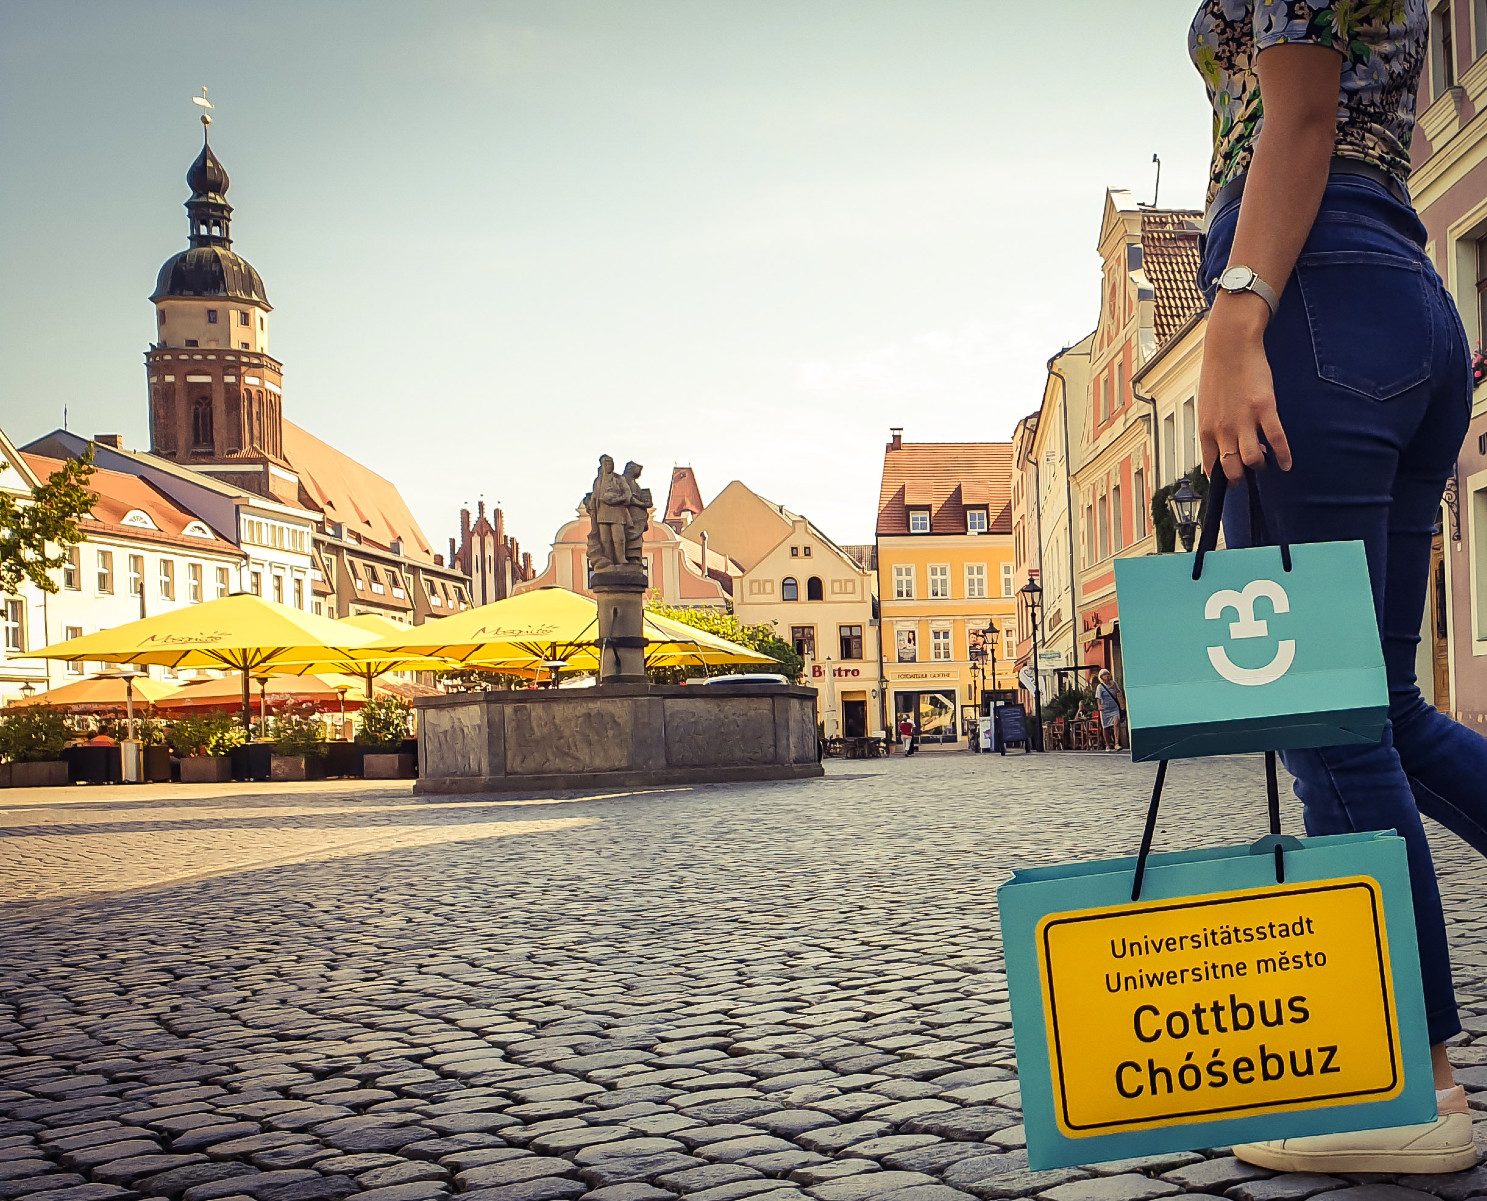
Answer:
[
  {"left": 1192, "top": 464, "right": 1293, "bottom": 581},
  {"left": 1130, "top": 751, "right": 1286, "bottom": 901}
]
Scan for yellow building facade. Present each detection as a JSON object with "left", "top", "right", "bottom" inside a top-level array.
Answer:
[
  {"left": 681, "top": 481, "right": 882, "bottom": 737},
  {"left": 875, "top": 431, "right": 1016, "bottom": 745}
]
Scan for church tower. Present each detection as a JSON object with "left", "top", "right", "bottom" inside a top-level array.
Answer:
[{"left": 145, "top": 111, "right": 286, "bottom": 491}]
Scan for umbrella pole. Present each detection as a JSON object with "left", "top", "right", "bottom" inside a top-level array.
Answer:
[
  {"left": 240, "top": 669, "right": 252, "bottom": 734},
  {"left": 126, "top": 678, "right": 137, "bottom": 744}
]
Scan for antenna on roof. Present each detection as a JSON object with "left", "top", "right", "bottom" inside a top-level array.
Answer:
[
  {"left": 62, "top": 405, "right": 68, "bottom": 431},
  {"left": 1149, "top": 154, "right": 1161, "bottom": 208}
]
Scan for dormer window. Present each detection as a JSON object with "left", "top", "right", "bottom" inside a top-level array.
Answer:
[
  {"left": 967, "top": 509, "right": 989, "bottom": 534},
  {"left": 909, "top": 510, "right": 931, "bottom": 534}
]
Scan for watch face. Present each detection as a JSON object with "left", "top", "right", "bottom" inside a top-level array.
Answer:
[{"left": 1220, "top": 266, "right": 1256, "bottom": 290}]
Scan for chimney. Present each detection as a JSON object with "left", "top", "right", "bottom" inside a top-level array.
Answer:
[
  {"left": 434, "top": 553, "right": 444, "bottom": 567},
  {"left": 94, "top": 434, "right": 124, "bottom": 449},
  {"left": 448, "top": 536, "right": 457, "bottom": 566},
  {"left": 889, "top": 427, "right": 903, "bottom": 451}
]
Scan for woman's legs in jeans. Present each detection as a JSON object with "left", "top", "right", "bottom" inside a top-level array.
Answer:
[{"left": 1219, "top": 226, "right": 1487, "bottom": 1057}]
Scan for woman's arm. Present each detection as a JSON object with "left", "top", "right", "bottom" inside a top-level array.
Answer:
[{"left": 1198, "top": 44, "right": 1343, "bottom": 482}]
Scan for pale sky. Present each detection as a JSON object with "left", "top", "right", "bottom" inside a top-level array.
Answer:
[{"left": 0, "top": 1, "right": 1213, "bottom": 555}]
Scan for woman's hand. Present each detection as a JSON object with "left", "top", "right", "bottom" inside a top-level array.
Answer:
[{"left": 1197, "top": 289, "right": 1293, "bottom": 481}]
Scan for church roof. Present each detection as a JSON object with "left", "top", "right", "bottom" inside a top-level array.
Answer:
[
  {"left": 151, "top": 245, "right": 270, "bottom": 306},
  {"left": 280, "top": 421, "right": 436, "bottom": 564}
]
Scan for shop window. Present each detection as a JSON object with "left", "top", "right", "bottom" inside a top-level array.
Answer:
[
  {"left": 839, "top": 625, "right": 864, "bottom": 659},
  {"left": 894, "top": 565, "right": 915, "bottom": 599},
  {"left": 896, "top": 627, "right": 918, "bottom": 663},
  {"left": 782, "top": 577, "right": 799, "bottom": 602},
  {"left": 791, "top": 625, "right": 816, "bottom": 657},
  {"left": 807, "top": 577, "right": 823, "bottom": 601}
]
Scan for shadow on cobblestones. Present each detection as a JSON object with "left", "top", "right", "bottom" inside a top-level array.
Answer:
[{"left": 0, "top": 754, "right": 1481, "bottom": 1201}]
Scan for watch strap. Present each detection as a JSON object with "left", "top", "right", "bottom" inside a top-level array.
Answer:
[{"left": 1220, "top": 266, "right": 1280, "bottom": 316}]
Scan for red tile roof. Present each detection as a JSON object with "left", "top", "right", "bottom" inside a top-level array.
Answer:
[
  {"left": 24, "top": 454, "right": 242, "bottom": 557},
  {"left": 877, "top": 441, "right": 1013, "bottom": 537},
  {"left": 1140, "top": 209, "right": 1205, "bottom": 345},
  {"left": 664, "top": 467, "right": 705, "bottom": 530},
  {"left": 280, "top": 421, "right": 436, "bottom": 563}
]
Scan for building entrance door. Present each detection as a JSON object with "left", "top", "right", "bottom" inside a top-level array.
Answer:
[
  {"left": 843, "top": 699, "right": 867, "bottom": 738},
  {"left": 1429, "top": 530, "right": 1450, "bottom": 712},
  {"left": 915, "top": 691, "right": 958, "bottom": 743}
]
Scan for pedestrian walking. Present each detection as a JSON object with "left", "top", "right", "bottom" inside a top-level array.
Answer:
[
  {"left": 1189, "top": 0, "right": 1486, "bottom": 1174},
  {"left": 1093, "top": 669, "right": 1123, "bottom": 752},
  {"left": 897, "top": 715, "right": 919, "bottom": 756}
]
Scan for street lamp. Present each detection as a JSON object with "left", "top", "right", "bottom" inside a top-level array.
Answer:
[
  {"left": 1019, "top": 579, "right": 1044, "bottom": 751},
  {"left": 18, "top": 681, "right": 36, "bottom": 700},
  {"left": 1169, "top": 474, "right": 1203, "bottom": 552},
  {"left": 984, "top": 620, "right": 999, "bottom": 696},
  {"left": 335, "top": 684, "right": 351, "bottom": 740}
]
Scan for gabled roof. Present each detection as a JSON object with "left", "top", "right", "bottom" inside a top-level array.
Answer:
[
  {"left": 280, "top": 421, "right": 435, "bottom": 563},
  {"left": 1139, "top": 209, "right": 1204, "bottom": 345},
  {"left": 877, "top": 441, "right": 1013, "bottom": 537},
  {"left": 0, "top": 428, "right": 43, "bottom": 497},
  {"left": 664, "top": 467, "right": 705, "bottom": 530},
  {"left": 23, "top": 453, "right": 242, "bottom": 557}
]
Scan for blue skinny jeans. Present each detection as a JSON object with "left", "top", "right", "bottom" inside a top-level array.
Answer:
[{"left": 1201, "top": 175, "right": 1487, "bottom": 1047}]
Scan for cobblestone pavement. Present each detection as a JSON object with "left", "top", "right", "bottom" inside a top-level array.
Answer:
[{"left": 0, "top": 753, "right": 1482, "bottom": 1201}]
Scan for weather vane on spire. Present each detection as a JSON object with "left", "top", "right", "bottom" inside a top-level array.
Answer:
[{"left": 192, "top": 85, "right": 214, "bottom": 131}]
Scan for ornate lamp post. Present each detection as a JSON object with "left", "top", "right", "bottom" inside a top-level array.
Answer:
[
  {"left": 1019, "top": 579, "right": 1044, "bottom": 751},
  {"left": 335, "top": 683, "right": 351, "bottom": 740},
  {"left": 984, "top": 620, "right": 999, "bottom": 696},
  {"left": 1169, "top": 474, "right": 1203, "bottom": 552},
  {"left": 18, "top": 681, "right": 36, "bottom": 700}
]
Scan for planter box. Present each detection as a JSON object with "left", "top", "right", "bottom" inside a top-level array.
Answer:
[
  {"left": 12, "top": 760, "right": 69, "bottom": 788},
  {"left": 0, "top": 764, "right": 11, "bottom": 789},
  {"left": 362, "top": 751, "right": 416, "bottom": 779},
  {"left": 324, "top": 741, "right": 367, "bottom": 779},
  {"left": 271, "top": 755, "right": 326, "bottom": 782},
  {"left": 181, "top": 755, "right": 232, "bottom": 783},
  {"left": 230, "top": 742, "right": 274, "bottom": 782},
  {"left": 143, "top": 745, "right": 172, "bottom": 783}
]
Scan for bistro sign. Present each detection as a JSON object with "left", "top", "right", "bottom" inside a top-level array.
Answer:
[{"left": 812, "top": 665, "right": 862, "bottom": 679}]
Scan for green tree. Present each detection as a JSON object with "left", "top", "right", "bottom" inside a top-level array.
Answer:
[
  {"left": 0, "top": 451, "right": 96, "bottom": 595},
  {"left": 645, "top": 603, "right": 803, "bottom": 685}
]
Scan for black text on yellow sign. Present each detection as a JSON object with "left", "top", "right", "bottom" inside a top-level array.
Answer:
[{"left": 1036, "top": 878, "right": 1404, "bottom": 1138}]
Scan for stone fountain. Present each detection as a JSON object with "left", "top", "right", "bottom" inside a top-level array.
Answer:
[{"left": 414, "top": 455, "right": 822, "bottom": 795}]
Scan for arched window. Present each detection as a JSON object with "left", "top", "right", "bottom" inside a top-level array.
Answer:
[
  {"left": 807, "top": 576, "right": 824, "bottom": 601},
  {"left": 191, "top": 398, "right": 213, "bottom": 448},
  {"left": 782, "top": 577, "right": 799, "bottom": 602}
]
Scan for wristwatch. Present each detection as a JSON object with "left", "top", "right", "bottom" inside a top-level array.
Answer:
[{"left": 1216, "top": 265, "right": 1280, "bottom": 316}]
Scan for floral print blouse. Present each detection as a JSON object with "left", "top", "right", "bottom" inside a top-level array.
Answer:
[{"left": 1189, "top": 0, "right": 1428, "bottom": 206}]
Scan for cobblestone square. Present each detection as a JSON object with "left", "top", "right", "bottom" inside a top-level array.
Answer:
[{"left": 0, "top": 753, "right": 1482, "bottom": 1201}]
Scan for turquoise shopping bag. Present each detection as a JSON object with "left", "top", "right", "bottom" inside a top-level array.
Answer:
[
  {"left": 1113, "top": 470, "right": 1386, "bottom": 762},
  {"left": 999, "top": 758, "right": 1434, "bottom": 1170}
]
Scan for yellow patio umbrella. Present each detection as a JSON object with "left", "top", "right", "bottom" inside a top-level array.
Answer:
[
  {"left": 24, "top": 594, "right": 379, "bottom": 730},
  {"left": 11, "top": 673, "right": 179, "bottom": 711},
  {"left": 264, "top": 612, "right": 461, "bottom": 699},
  {"left": 359, "top": 586, "right": 774, "bottom": 679}
]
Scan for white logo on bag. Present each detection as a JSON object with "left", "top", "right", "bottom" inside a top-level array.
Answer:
[{"left": 1204, "top": 579, "right": 1295, "bottom": 687}]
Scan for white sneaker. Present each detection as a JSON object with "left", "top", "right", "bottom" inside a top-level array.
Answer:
[{"left": 1233, "top": 1087, "right": 1478, "bottom": 1175}]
